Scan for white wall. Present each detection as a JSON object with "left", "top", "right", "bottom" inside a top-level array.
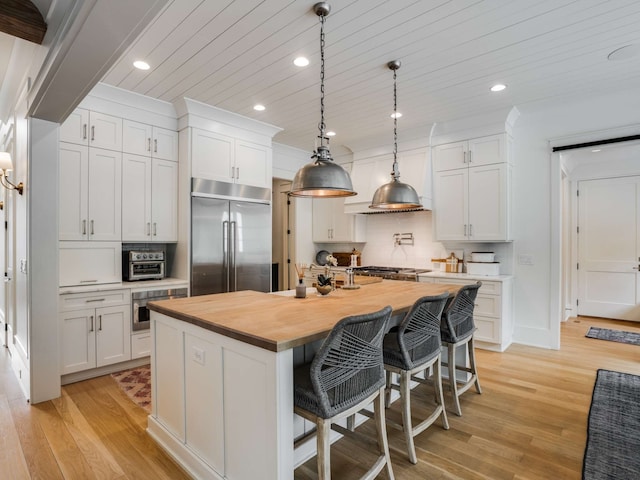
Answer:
[{"left": 512, "top": 87, "right": 640, "bottom": 348}]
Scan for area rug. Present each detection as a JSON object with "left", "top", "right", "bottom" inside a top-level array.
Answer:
[
  {"left": 111, "top": 365, "right": 151, "bottom": 413},
  {"left": 585, "top": 327, "right": 640, "bottom": 346},
  {"left": 582, "top": 369, "right": 640, "bottom": 480}
]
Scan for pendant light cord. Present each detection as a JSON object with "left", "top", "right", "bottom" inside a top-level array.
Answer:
[
  {"left": 392, "top": 65, "right": 399, "bottom": 179},
  {"left": 318, "top": 13, "right": 327, "bottom": 146}
]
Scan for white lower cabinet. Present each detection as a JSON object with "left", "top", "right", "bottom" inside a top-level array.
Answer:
[
  {"left": 419, "top": 275, "right": 513, "bottom": 351},
  {"left": 131, "top": 331, "right": 151, "bottom": 359},
  {"left": 60, "top": 290, "right": 131, "bottom": 375}
]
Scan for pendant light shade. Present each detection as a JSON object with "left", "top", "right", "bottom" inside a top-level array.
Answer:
[
  {"left": 370, "top": 60, "right": 422, "bottom": 210},
  {"left": 289, "top": 2, "right": 356, "bottom": 198}
]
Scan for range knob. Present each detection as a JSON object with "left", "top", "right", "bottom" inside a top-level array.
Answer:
[{"left": 142, "top": 254, "right": 147, "bottom": 259}]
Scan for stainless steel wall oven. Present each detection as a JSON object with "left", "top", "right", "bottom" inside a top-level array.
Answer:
[{"left": 131, "top": 287, "right": 188, "bottom": 331}]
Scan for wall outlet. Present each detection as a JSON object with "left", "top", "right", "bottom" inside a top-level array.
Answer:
[
  {"left": 20, "top": 259, "right": 27, "bottom": 274},
  {"left": 192, "top": 346, "right": 205, "bottom": 365},
  {"left": 518, "top": 254, "right": 534, "bottom": 266}
]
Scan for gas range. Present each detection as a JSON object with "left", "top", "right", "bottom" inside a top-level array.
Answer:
[{"left": 351, "top": 266, "right": 431, "bottom": 282}]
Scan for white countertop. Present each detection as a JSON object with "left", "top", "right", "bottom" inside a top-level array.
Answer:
[
  {"left": 59, "top": 277, "right": 189, "bottom": 295},
  {"left": 418, "top": 271, "right": 513, "bottom": 282}
]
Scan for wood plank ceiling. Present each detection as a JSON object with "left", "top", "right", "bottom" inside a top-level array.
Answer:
[{"left": 102, "top": 0, "right": 640, "bottom": 152}]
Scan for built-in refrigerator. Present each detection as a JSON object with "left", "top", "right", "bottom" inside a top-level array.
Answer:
[{"left": 191, "top": 178, "right": 271, "bottom": 296}]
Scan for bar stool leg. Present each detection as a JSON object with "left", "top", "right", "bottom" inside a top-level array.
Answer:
[
  {"left": 373, "top": 387, "right": 395, "bottom": 480},
  {"left": 448, "top": 343, "right": 462, "bottom": 416},
  {"left": 468, "top": 337, "right": 482, "bottom": 394},
  {"left": 434, "top": 358, "right": 449, "bottom": 430},
  {"left": 385, "top": 370, "right": 392, "bottom": 408},
  {"left": 399, "top": 370, "right": 417, "bottom": 464},
  {"left": 317, "top": 418, "right": 331, "bottom": 480}
]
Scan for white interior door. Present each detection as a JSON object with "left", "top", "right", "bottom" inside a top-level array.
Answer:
[{"left": 578, "top": 176, "right": 640, "bottom": 320}]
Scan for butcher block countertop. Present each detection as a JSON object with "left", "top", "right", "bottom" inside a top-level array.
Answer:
[{"left": 148, "top": 280, "right": 461, "bottom": 352}]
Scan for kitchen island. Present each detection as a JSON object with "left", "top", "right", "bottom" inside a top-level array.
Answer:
[{"left": 147, "top": 280, "right": 461, "bottom": 480}]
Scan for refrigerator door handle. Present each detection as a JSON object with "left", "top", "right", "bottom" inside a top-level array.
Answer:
[
  {"left": 223, "top": 220, "right": 230, "bottom": 292},
  {"left": 230, "top": 220, "right": 237, "bottom": 291}
]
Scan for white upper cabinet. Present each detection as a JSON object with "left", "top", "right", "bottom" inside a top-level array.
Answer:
[
  {"left": 312, "top": 198, "right": 365, "bottom": 243},
  {"left": 433, "top": 133, "right": 512, "bottom": 241},
  {"left": 344, "top": 149, "right": 431, "bottom": 213},
  {"left": 191, "top": 128, "right": 271, "bottom": 189},
  {"left": 123, "top": 119, "right": 178, "bottom": 161},
  {"left": 59, "top": 143, "right": 122, "bottom": 241},
  {"left": 433, "top": 133, "right": 507, "bottom": 172},
  {"left": 60, "top": 108, "right": 122, "bottom": 151},
  {"left": 122, "top": 154, "right": 178, "bottom": 242}
]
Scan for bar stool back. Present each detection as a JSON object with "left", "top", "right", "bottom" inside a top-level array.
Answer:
[
  {"left": 294, "top": 305, "right": 395, "bottom": 480},
  {"left": 440, "top": 281, "right": 483, "bottom": 416}
]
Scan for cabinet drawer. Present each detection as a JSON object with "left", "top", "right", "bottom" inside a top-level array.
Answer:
[
  {"left": 60, "top": 289, "right": 130, "bottom": 312},
  {"left": 475, "top": 294, "right": 501, "bottom": 318},
  {"left": 434, "top": 278, "right": 501, "bottom": 295},
  {"left": 131, "top": 332, "right": 151, "bottom": 359},
  {"left": 474, "top": 316, "right": 500, "bottom": 343}
]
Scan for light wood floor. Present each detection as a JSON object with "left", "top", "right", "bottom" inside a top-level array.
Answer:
[{"left": 1, "top": 316, "right": 639, "bottom": 479}]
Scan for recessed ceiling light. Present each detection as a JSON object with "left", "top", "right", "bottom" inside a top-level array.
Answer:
[
  {"left": 133, "top": 60, "right": 150, "bottom": 70},
  {"left": 591, "top": 149, "right": 601, "bottom": 153},
  {"left": 607, "top": 44, "right": 640, "bottom": 61},
  {"left": 326, "top": 131, "right": 336, "bottom": 137},
  {"left": 490, "top": 84, "right": 507, "bottom": 92},
  {"left": 294, "top": 57, "right": 309, "bottom": 67},
  {"left": 253, "top": 104, "right": 266, "bottom": 111},
  {"left": 390, "top": 112, "right": 402, "bottom": 119}
]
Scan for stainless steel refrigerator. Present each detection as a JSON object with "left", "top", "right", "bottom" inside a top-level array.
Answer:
[{"left": 191, "top": 178, "right": 271, "bottom": 296}]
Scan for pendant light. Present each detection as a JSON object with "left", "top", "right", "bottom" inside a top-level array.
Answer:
[
  {"left": 289, "top": 2, "right": 356, "bottom": 198},
  {"left": 370, "top": 60, "right": 422, "bottom": 210}
]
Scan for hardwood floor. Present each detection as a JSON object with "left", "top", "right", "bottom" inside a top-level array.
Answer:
[{"left": 1, "top": 316, "right": 638, "bottom": 479}]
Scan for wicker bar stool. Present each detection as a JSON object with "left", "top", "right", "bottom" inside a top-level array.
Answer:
[
  {"left": 440, "top": 282, "right": 483, "bottom": 416},
  {"left": 382, "top": 293, "right": 451, "bottom": 464},
  {"left": 293, "top": 305, "right": 395, "bottom": 480}
]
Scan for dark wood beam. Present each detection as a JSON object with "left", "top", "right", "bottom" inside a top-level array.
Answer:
[{"left": 0, "top": 0, "right": 47, "bottom": 44}]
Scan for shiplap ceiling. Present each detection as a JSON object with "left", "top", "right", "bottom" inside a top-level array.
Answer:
[{"left": 102, "top": 0, "right": 640, "bottom": 152}]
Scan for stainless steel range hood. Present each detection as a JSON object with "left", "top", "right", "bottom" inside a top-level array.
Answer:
[{"left": 343, "top": 150, "right": 432, "bottom": 214}]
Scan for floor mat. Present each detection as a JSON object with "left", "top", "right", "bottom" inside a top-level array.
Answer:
[
  {"left": 111, "top": 365, "right": 151, "bottom": 412},
  {"left": 585, "top": 327, "right": 640, "bottom": 346}
]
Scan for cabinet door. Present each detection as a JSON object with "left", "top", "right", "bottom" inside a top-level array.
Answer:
[
  {"left": 122, "top": 154, "right": 152, "bottom": 241},
  {"left": 468, "top": 164, "right": 508, "bottom": 241},
  {"left": 433, "top": 141, "right": 467, "bottom": 171},
  {"left": 191, "top": 129, "right": 234, "bottom": 182},
  {"left": 153, "top": 127, "right": 178, "bottom": 162},
  {"left": 345, "top": 159, "right": 376, "bottom": 205},
  {"left": 234, "top": 140, "right": 270, "bottom": 188},
  {"left": 151, "top": 159, "right": 178, "bottom": 242},
  {"left": 123, "top": 119, "right": 152, "bottom": 156},
  {"left": 96, "top": 305, "right": 131, "bottom": 368},
  {"left": 468, "top": 134, "right": 505, "bottom": 167},
  {"left": 434, "top": 169, "right": 468, "bottom": 241},
  {"left": 89, "top": 112, "right": 122, "bottom": 151},
  {"left": 60, "top": 308, "right": 97, "bottom": 374},
  {"left": 59, "top": 242, "right": 122, "bottom": 287},
  {"left": 397, "top": 151, "right": 429, "bottom": 197},
  {"left": 59, "top": 143, "right": 89, "bottom": 240},
  {"left": 312, "top": 199, "right": 334, "bottom": 241},
  {"left": 88, "top": 149, "right": 122, "bottom": 241},
  {"left": 330, "top": 199, "right": 355, "bottom": 242},
  {"left": 60, "top": 108, "right": 89, "bottom": 145}
]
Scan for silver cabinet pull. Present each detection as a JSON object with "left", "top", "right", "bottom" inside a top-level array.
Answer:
[
  {"left": 85, "top": 298, "right": 105, "bottom": 303},
  {"left": 464, "top": 224, "right": 467, "bottom": 236},
  {"left": 83, "top": 124, "right": 87, "bottom": 140},
  {"left": 154, "top": 139, "right": 158, "bottom": 153},
  {"left": 98, "top": 315, "right": 102, "bottom": 331},
  {"left": 463, "top": 151, "right": 467, "bottom": 164},
  {"left": 148, "top": 138, "right": 151, "bottom": 152},
  {"left": 91, "top": 126, "right": 95, "bottom": 142},
  {"left": 231, "top": 166, "right": 235, "bottom": 179},
  {"left": 634, "top": 266, "right": 639, "bottom": 270},
  {"left": 90, "top": 315, "right": 94, "bottom": 332},
  {"left": 236, "top": 167, "right": 239, "bottom": 179},
  {"left": 80, "top": 279, "right": 98, "bottom": 283},
  {"left": 468, "top": 150, "right": 472, "bottom": 163},
  {"left": 82, "top": 219, "right": 86, "bottom": 235},
  {"left": 153, "top": 223, "right": 157, "bottom": 236},
  {"left": 469, "top": 224, "right": 473, "bottom": 236},
  {"left": 90, "top": 219, "right": 94, "bottom": 235},
  {"left": 146, "top": 222, "right": 151, "bottom": 236}
]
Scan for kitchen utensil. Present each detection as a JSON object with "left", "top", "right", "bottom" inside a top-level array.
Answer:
[
  {"left": 315, "top": 250, "right": 331, "bottom": 266},
  {"left": 445, "top": 252, "right": 459, "bottom": 273}
]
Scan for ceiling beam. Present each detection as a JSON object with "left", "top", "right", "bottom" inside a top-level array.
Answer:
[{"left": 0, "top": 0, "right": 47, "bottom": 44}]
